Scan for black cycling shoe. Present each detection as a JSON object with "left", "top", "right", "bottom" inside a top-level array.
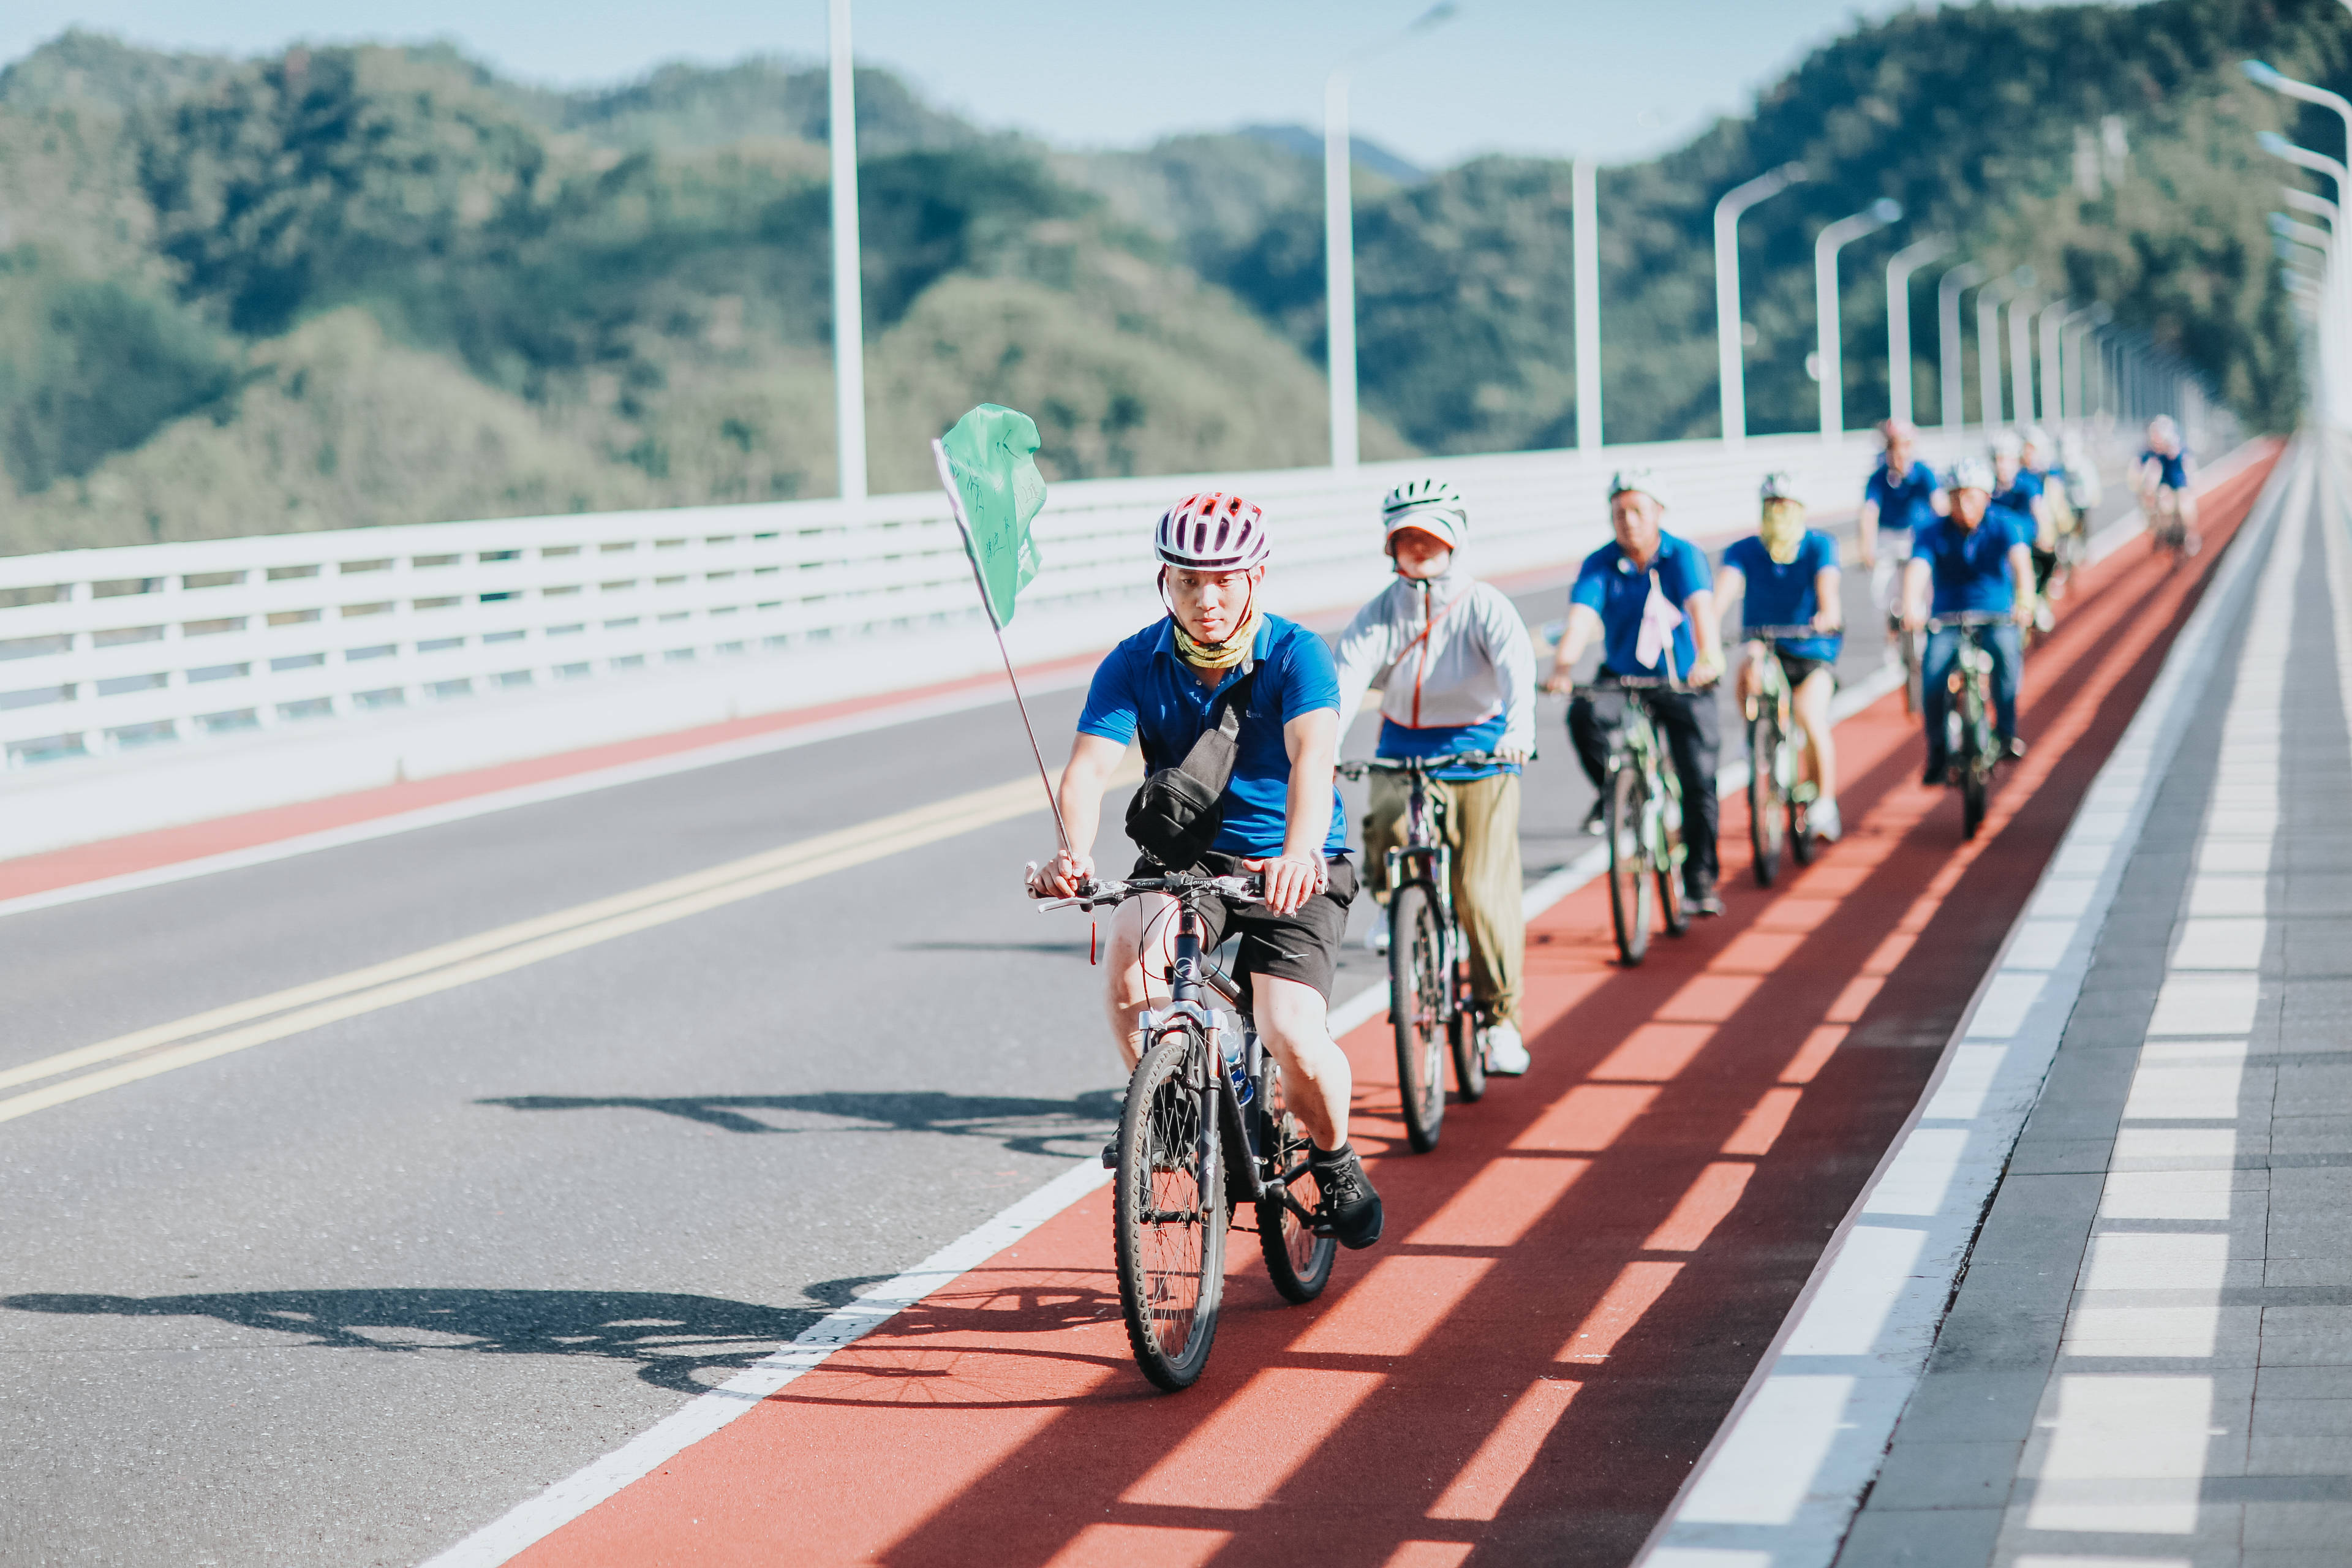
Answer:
[
  {"left": 1686, "top": 873, "right": 1725, "bottom": 918},
  {"left": 1100, "top": 1136, "right": 1118, "bottom": 1169},
  {"left": 1310, "top": 1144, "right": 1384, "bottom": 1250}
]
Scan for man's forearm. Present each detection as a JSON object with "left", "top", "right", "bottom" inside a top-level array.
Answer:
[{"left": 1283, "top": 760, "right": 1333, "bottom": 861}]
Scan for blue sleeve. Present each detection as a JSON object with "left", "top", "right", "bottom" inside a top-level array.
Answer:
[
  {"left": 1910, "top": 526, "right": 1940, "bottom": 568},
  {"left": 1569, "top": 555, "right": 1608, "bottom": 612},
  {"left": 1669, "top": 537, "right": 1713, "bottom": 598},
  {"left": 1722, "top": 537, "right": 1759, "bottom": 577},
  {"left": 1864, "top": 471, "right": 1890, "bottom": 507},
  {"left": 1804, "top": 531, "right": 1839, "bottom": 575},
  {"left": 1075, "top": 644, "right": 1141, "bottom": 744},
  {"left": 1276, "top": 630, "right": 1341, "bottom": 723}
]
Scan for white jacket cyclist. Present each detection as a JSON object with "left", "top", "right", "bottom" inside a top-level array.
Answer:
[{"left": 1332, "top": 559, "right": 1537, "bottom": 769}]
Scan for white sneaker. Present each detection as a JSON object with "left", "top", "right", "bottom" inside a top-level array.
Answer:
[
  {"left": 1482, "top": 1021, "right": 1530, "bottom": 1076},
  {"left": 1809, "top": 797, "right": 1842, "bottom": 843},
  {"left": 1364, "top": 921, "right": 1390, "bottom": 954}
]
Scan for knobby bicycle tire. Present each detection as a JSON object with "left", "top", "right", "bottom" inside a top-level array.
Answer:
[
  {"left": 1254, "top": 1061, "right": 1335, "bottom": 1302},
  {"left": 1607, "top": 764, "right": 1653, "bottom": 966},
  {"left": 1114, "top": 1030, "right": 1228, "bottom": 1391},
  {"left": 1748, "top": 710, "right": 1785, "bottom": 888},
  {"left": 1389, "top": 881, "right": 1449, "bottom": 1154}
]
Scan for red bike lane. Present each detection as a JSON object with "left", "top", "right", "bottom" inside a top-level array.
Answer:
[{"left": 508, "top": 453, "right": 2276, "bottom": 1568}]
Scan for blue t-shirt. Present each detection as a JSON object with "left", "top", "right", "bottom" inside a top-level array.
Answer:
[
  {"left": 2141, "top": 449, "right": 2191, "bottom": 490},
  {"left": 1993, "top": 469, "right": 2044, "bottom": 516},
  {"left": 1864, "top": 461, "right": 1942, "bottom": 533},
  {"left": 1723, "top": 531, "right": 1842, "bottom": 663},
  {"left": 1377, "top": 712, "right": 1518, "bottom": 783},
  {"left": 1077, "top": 615, "right": 1348, "bottom": 858},
  {"left": 1570, "top": 532, "right": 1713, "bottom": 679},
  {"left": 1913, "top": 507, "right": 2030, "bottom": 616}
]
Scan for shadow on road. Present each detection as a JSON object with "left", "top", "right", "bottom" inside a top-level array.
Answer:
[
  {"left": 475, "top": 1090, "right": 1121, "bottom": 1155},
  {"left": 1, "top": 1284, "right": 883, "bottom": 1393}
]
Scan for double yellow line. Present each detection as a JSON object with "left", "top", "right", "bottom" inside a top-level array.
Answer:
[{"left": 1, "top": 769, "right": 1099, "bottom": 1127}]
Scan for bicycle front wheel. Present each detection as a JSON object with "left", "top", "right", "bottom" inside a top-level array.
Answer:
[
  {"left": 1114, "top": 1030, "right": 1228, "bottom": 1391},
  {"left": 1389, "top": 882, "right": 1449, "bottom": 1153},
  {"left": 1607, "top": 766, "right": 1653, "bottom": 966},
  {"left": 1748, "top": 712, "right": 1785, "bottom": 888},
  {"left": 1254, "top": 1061, "right": 1335, "bottom": 1303}
]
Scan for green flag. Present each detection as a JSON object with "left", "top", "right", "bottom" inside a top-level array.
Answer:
[{"left": 935, "top": 403, "right": 1046, "bottom": 627}]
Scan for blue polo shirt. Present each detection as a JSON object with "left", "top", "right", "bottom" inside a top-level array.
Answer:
[
  {"left": 1077, "top": 615, "right": 1348, "bottom": 858},
  {"left": 1723, "top": 531, "right": 1842, "bottom": 663},
  {"left": 1993, "top": 468, "right": 2043, "bottom": 516},
  {"left": 1570, "top": 532, "right": 1712, "bottom": 679},
  {"left": 2141, "top": 448, "right": 2191, "bottom": 490},
  {"left": 1913, "top": 506, "right": 2031, "bottom": 616},
  {"left": 1865, "top": 461, "right": 1941, "bottom": 533}
]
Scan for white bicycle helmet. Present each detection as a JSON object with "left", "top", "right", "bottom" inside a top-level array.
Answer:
[
  {"left": 1607, "top": 469, "right": 1668, "bottom": 510},
  {"left": 1945, "top": 456, "right": 1996, "bottom": 494},
  {"left": 1154, "top": 492, "right": 1270, "bottom": 571},
  {"left": 1380, "top": 478, "right": 1467, "bottom": 550},
  {"left": 2020, "top": 424, "right": 2051, "bottom": 453},
  {"left": 1758, "top": 470, "right": 1801, "bottom": 503},
  {"left": 1990, "top": 430, "right": 2024, "bottom": 459}
]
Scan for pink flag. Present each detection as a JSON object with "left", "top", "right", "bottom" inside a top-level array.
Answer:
[{"left": 1634, "top": 572, "right": 1685, "bottom": 671}]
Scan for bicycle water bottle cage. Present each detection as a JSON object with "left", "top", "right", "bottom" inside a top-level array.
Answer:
[{"left": 1126, "top": 668, "right": 1259, "bottom": 870}]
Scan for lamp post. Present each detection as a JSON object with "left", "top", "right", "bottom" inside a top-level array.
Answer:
[
  {"left": 1936, "top": 260, "right": 1986, "bottom": 431},
  {"left": 827, "top": 0, "right": 865, "bottom": 503},
  {"left": 2033, "top": 299, "right": 2071, "bottom": 423},
  {"left": 1814, "top": 197, "right": 1902, "bottom": 439},
  {"left": 1976, "top": 268, "right": 2031, "bottom": 429},
  {"left": 1574, "top": 156, "right": 1602, "bottom": 451},
  {"left": 1714, "top": 162, "right": 1808, "bottom": 445},
  {"left": 2058, "top": 303, "right": 2100, "bottom": 424},
  {"left": 2255, "top": 130, "right": 2350, "bottom": 426},
  {"left": 1884, "top": 235, "right": 1951, "bottom": 429},
  {"left": 1324, "top": 1, "right": 1460, "bottom": 470},
  {"left": 2283, "top": 186, "right": 2340, "bottom": 227}
]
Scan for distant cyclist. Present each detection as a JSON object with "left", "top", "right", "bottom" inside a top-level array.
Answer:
[
  {"left": 1543, "top": 470, "right": 1728, "bottom": 916},
  {"left": 1856, "top": 418, "right": 1947, "bottom": 632},
  {"left": 2013, "top": 426, "right": 2065, "bottom": 628},
  {"left": 1716, "top": 473, "right": 1845, "bottom": 843},
  {"left": 2137, "top": 415, "right": 2199, "bottom": 556},
  {"left": 1902, "top": 458, "right": 2036, "bottom": 785},
  {"left": 1333, "top": 480, "right": 1537, "bottom": 1076},
  {"left": 1026, "top": 492, "right": 1384, "bottom": 1249}
]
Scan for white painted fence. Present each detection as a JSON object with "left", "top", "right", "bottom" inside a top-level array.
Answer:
[{"left": 0, "top": 430, "right": 1921, "bottom": 771}]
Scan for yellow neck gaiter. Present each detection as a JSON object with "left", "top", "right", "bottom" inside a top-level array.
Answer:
[
  {"left": 1760, "top": 499, "right": 1807, "bottom": 565},
  {"left": 1173, "top": 609, "right": 1262, "bottom": 671}
]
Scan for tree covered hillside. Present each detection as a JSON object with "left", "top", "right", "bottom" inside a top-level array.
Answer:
[{"left": 0, "top": 3, "right": 2325, "bottom": 554}]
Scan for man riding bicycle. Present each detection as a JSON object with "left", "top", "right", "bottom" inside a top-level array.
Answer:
[
  {"left": 1993, "top": 431, "right": 2056, "bottom": 633},
  {"left": 1544, "top": 470, "right": 1728, "bottom": 916},
  {"left": 2137, "top": 415, "right": 2199, "bottom": 556},
  {"left": 1903, "top": 457, "right": 2036, "bottom": 785},
  {"left": 1332, "top": 479, "right": 1538, "bottom": 1077},
  {"left": 1716, "top": 472, "right": 1844, "bottom": 843},
  {"left": 1025, "top": 491, "right": 1384, "bottom": 1250},
  {"left": 1856, "top": 418, "right": 1946, "bottom": 630}
]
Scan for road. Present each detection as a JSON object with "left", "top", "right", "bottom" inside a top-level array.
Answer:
[{"left": 0, "top": 488, "right": 2171, "bottom": 1567}]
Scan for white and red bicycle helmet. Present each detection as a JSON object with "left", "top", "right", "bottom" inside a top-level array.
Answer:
[{"left": 1154, "top": 492, "right": 1270, "bottom": 571}]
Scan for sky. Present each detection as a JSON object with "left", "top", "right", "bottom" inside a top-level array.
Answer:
[{"left": 1, "top": 2, "right": 2082, "bottom": 167}]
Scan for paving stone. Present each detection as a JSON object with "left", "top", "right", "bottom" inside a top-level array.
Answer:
[
  {"left": 1864, "top": 1439, "right": 2026, "bottom": 1511},
  {"left": 2242, "top": 1497, "right": 2352, "bottom": 1548},
  {"left": 1839, "top": 1504, "right": 2005, "bottom": 1566},
  {"left": 1888, "top": 1371, "right": 2058, "bottom": 1443}
]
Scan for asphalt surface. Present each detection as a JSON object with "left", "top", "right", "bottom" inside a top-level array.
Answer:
[{"left": 0, "top": 521, "right": 1961, "bottom": 1567}]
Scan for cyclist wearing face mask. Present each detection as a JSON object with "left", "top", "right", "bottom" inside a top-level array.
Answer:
[
  {"left": 1716, "top": 473, "right": 1845, "bottom": 843},
  {"left": 1332, "top": 480, "right": 1538, "bottom": 1076}
]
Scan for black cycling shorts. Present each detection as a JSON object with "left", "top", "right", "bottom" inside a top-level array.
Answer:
[
  {"left": 1129, "top": 854, "right": 1358, "bottom": 1003},
  {"left": 1774, "top": 649, "right": 1836, "bottom": 688}
]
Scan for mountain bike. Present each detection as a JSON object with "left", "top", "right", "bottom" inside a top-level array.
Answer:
[
  {"left": 1888, "top": 606, "right": 1925, "bottom": 718},
  {"left": 1928, "top": 612, "right": 2008, "bottom": 840},
  {"left": 1576, "top": 678, "right": 1689, "bottom": 966},
  {"left": 1036, "top": 870, "right": 1334, "bottom": 1392},
  {"left": 1742, "top": 628, "right": 1825, "bottom": 888},
  {"left": 1338, "top": 752, "right": 1506, "bottom": 1153}
]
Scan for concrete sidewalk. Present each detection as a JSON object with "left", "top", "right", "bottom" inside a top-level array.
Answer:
[{"left": 1841, "top": 440, "right": 2352, "bottom": 1566}]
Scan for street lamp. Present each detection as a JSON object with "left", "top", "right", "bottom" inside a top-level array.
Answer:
[
  {"left": 2283, "top": 186, "right": 2340, "bottom": 227},
  {"left": 1815, "top": 197, "right": 1902, "bottom": 439},
  {"left": 2007, "top": 288, "right": 2038, "bottom": 424},
  {"left": 828, "top": 0, "right": 865, "bottom": 503},
  {"left": 1936, "top": 260, "right": 1986, "bottom": 431},
  {"left": 2034, "top": 298, "right": 2071, "bottom": 422},
  {"left": 1574, "top": 157, "right": 1602, "bottom": 451},
  {"left": 2058, "top": 303, "right": 2101, "bottom": 423},
  {"left": 2244, "top": 61, "right": 2352, "bottom": 162},
  {"left": 1975, "top": 268, "right": 2032, "bottom": 429},
  {"left": 2256, "top": 130, "right": 2348, "bottom": 198},
  {"left": 1884, "top": 235, "right": 1951, "bottom": 429},
  {"left": 1324, "top": 1, "right": 1460, "bottom": 470},
  {"left": 1714, "top": 162, "right": 1809, "bottom": 445}
]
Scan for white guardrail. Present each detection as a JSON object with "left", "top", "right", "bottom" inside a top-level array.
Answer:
[{"left": 0, "top": 429, "right": 1950, "bottom": 771}]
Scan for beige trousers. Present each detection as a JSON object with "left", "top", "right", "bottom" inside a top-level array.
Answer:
[{"left": 1363, "top": 770, "right": 1524, "bottom": 1027}]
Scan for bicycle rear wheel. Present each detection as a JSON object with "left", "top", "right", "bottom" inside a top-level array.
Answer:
[
  {"left": 1450, "top": 986, "right": 1487, "bottom": 1103},
  {"left": 1657, "top": 778, "right": 1690, "bottom": 937},
  {"left": 1114, "top": 1030, "right": 1228, "bottom": 1391},
  {"left": 1789, "top": 793, "right": 1818, "bottom": 865},
  {"left": 1389, "top": 882, "right": 1448, "bottom": 1153},
  {"left": 1748, "top": 712, "right": 1785, "bottom": 888},
  {"left": 1254, "top": 1062, "right": 1335, "bottom": 1303},
  {"left": 1607, "top": 766, "right": 1653, "bottom": 966}
]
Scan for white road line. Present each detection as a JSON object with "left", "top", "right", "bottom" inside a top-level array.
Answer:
[{"left": 1634, "top": 440, "right": 2303, "bottom": 1568}]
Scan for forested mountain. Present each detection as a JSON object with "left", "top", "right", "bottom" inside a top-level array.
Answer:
[{"left": 0, "top": 2, "right": 2328, "bottom": 554}]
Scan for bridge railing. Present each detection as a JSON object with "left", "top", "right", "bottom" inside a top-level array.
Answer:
[{"left": 1, "top": 428, "right": 1971, "bottom": 769}]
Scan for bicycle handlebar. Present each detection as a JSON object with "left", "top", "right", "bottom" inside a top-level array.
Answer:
[
  {"left": 1569, "top": 675, "right": 1691, "bottom": 696},
  {"left": 1033, "top": 871, "right": 1264, "bottom": 913},
  {"left": 1924, "top": 611, "right": 2012, "bottom": 630},
  {"left": 1336, "top": 752, "right": 1512, "bottom": 778},
  {"left": 1746, "top": 624, "right": 1841, "bottom": 640}
]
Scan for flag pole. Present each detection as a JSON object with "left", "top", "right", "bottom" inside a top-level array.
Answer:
[{"left": 932, "top": 438, "right": 1074, "bottom": 859}]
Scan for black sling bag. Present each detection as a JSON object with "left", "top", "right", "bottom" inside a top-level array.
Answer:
[{"left": 1124, "top": 666, "right": 1258, "bottom": 872}]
